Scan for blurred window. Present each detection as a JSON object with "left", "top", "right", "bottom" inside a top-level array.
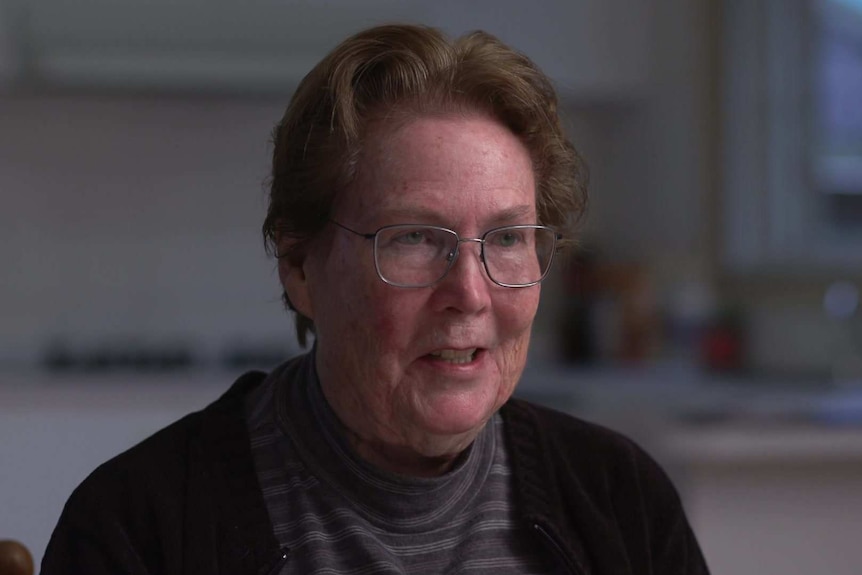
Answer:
[
  {"left": 813, "top": 0, "right": 862, "bottom": 195},
  {"left": 722, "top": 0, "right": 862, "bottom": 271}
]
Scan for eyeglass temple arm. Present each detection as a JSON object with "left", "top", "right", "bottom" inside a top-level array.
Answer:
[{"left": 329, "top": 219, "right": 376, "bottom": 239}]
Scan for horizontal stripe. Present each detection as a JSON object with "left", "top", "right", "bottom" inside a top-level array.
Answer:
[{"left": 244, "top": 354, "right": 552, "bottom": 574}]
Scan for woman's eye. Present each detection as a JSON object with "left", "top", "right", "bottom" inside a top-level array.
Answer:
[
  {"left": 394, "top": 230, "right": 426, "bottom": 245},
  {"left": 497, "top": 232, "right": 520, "bottom": 247}
]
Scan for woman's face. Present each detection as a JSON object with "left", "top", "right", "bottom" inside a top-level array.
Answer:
[{"left": 281, "top": 114, "right": 541, "bottom": 472}]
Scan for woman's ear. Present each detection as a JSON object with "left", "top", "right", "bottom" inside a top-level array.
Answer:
[{"left": 277, "top": 234, "right": 314, "bottom": 320}]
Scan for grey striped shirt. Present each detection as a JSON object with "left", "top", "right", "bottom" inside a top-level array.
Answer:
[{"left": 245, "top": 354, "right": 554, "bottom": 574}]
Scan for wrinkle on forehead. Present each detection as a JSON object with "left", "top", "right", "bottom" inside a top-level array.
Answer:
[{"left": 340, "top": 114, "right": 536, "bottom": 227}]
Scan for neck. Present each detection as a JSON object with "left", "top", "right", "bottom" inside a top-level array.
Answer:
[{"left": 343, "top": 427, "right": 467, "bottom": 477}]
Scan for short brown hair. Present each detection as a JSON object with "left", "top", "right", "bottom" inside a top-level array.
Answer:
[{"left": 263, "top": 23, "right": 588, "bottom": 346}]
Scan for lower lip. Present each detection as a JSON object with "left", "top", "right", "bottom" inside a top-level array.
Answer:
[{"left": 419, "top": 349, "right": 487, "bottom": 373}]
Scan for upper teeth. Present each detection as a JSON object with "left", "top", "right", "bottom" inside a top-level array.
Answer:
[{"left": 431, "top": 349, "right": 477, "bottom": 363}]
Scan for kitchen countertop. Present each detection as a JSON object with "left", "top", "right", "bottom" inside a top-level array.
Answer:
[
  {"left": 4, "top": 360, "right": 862, "bottom": 458},
  {"left": 4, "top": 360, "right": 862, "bottom": 566}
]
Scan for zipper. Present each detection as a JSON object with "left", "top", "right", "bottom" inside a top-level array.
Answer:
[
  {"left": 257, "top": 546, "right": 289, "bottom": 575},
  {"left": 532, "top": 523, "right": 585, "bottom": 575}
]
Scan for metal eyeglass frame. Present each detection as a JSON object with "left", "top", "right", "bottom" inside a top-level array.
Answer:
[{"left": 330, "top": 220, "right": 561, "bottom": 288}]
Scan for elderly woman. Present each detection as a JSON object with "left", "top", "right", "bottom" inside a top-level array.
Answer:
[{"left": 43, "top": 24, "right": 708, "bottom": 575}]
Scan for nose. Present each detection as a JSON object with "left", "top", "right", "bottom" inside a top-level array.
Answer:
[{"left": 434, "top": 240, "right": 492, "bottom": 314}]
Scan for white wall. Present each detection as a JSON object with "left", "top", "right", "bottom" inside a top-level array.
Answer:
[{"left": 1, "top": 96, "right": 303, "bottom": 364}]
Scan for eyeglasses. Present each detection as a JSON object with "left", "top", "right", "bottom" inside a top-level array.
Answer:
[{"left": 330, "top": 220, "right": 561, "bottom": 288}]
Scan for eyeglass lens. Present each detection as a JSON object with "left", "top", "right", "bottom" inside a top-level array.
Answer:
[{"left": 373, "top": 225, "right": 555, "bottom": 287}]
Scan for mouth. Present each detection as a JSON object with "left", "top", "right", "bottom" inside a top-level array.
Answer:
[{"left": 427, "top": 348, "right": 480, "bottom": 365}]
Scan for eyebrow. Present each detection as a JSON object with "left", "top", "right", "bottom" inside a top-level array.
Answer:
[
  {"left": 371, "top": 204, "right": 536, "bottom": 227},
  {"left": 490, "top": 205, "right": 536, "bottom": 224}
]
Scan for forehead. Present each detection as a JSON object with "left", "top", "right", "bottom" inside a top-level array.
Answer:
[{"left": 340, "top": 114, "right": 536, "bottom": 226}]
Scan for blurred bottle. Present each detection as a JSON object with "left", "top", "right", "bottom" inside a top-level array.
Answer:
[
  {"left": 700, "top": 305, "right": 746, "bottom": 373},
  {"left": 663, "top": 278, "right": 716, "bottom": 367},
  {"left": 558, "top": 249, "right": 597, "bottom": 364},
  {"left": 558, "top": 248, "right": 659, "bottom": 365},
  {"left": 824, "top": 280, "right": 862, "bottom": 387}
]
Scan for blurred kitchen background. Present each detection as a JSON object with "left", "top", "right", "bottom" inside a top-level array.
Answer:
[{"left": 2, "top": 0, "right": 862, "bottom": 572}]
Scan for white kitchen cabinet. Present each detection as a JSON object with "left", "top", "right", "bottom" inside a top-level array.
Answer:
[
  {"left": 0, "top": 0, "right": 23, "bottom": 88},
  {"left": 15, "top": 0, "right": 652, "bottom": 101}
]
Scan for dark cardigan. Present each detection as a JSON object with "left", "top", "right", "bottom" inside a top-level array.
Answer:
[{"left": 42, "top": 371, "right": 708, "bottom": 574}]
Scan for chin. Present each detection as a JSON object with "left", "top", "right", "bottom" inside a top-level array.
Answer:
[
  {"left": 412, "top": 392, "right": 501, "bottom": 440},
  {"left": 409, "top": 425, "right": 483, "bottom": 460}
]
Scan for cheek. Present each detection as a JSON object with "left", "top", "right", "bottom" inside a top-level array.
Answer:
[
  {"left": 309, "top": 245, "right": 380, "bottom": 341},
  {"left": 367, "top": 287, "right": 426, "bottom": 348},
  {"left": 331, "top": 269, "right": 422, "bottom": 361},
  {"left": 499, "top": 288, "right": 541, "bottom": 335},
  {"left": 495, "top": 290, "right": 539, "bottom": 370}
]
